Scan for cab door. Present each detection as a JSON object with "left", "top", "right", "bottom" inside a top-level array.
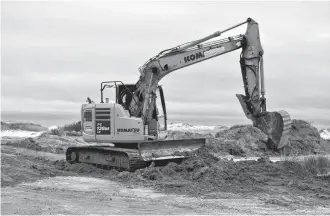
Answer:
[
  {"left": 82, "top": 104, "right": 94, "bottom": 134},
  {"left": 155, "top": 86, "right": 167, "bottom": 139}
]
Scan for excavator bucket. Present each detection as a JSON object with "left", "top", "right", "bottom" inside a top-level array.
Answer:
[
  {"left": 255, "top": 110, "right": 292, "bottom": 149},
  {"left": 236, "top": 95, "right": 292, "bottom": 149},
  {"left": 138, "top": 138, "right": 206, "bottom": 161}
]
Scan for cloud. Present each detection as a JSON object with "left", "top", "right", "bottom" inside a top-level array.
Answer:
[
  {"left": 318, "top": 33, "right": 330, "bottom": 39},
  {"left": 1, "top": 1, "right": 330, "bottom": 128}
]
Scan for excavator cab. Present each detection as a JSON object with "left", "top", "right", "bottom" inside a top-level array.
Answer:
[
  {"left": 111, "top": 81, "right": 167, "bottom": 137},
  {"left": 81, "top": 81, "right": 168, "bottom": 141}
]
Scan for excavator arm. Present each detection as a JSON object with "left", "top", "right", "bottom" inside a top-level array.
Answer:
[{"left": 129, "top": 18, "right": 291, "bottom": 149}]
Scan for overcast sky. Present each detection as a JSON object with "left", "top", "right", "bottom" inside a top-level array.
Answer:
[{"left": 1, "top": 1, "right": 330, "bottom": 128}]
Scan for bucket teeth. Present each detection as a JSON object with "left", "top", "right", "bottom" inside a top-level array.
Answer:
[{"left": 255, "top": 110, "right": 292, "bottom": 149}]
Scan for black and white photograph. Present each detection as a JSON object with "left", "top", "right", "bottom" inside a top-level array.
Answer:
[{"left": 1, "top": 0, "right": 330, "bottom": 215}]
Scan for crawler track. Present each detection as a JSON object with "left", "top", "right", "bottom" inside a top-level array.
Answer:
[
  {"left": 66, "top": 146, "right": 148, "bottom": 171},
  {"left": 66, "top": 138, "right": 206, "bottom": 171}
]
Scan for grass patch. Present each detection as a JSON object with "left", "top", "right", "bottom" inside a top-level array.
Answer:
[
  {"left": 63, "top": 121, "right": 81, "bottom": 132},
  {"left": 301, "top": 155, "right": 330, "bottom": 175},
  {"left": 281, "top": 153, "right": 330, "bottom": 176},
  {"left": 49, "top": 128, "right": 81, "bottom": 136},
  {"left": 50, "top": 128, "right": 65, "bottom": 136}
]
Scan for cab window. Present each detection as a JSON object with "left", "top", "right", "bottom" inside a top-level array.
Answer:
[{"left": 84, "top": 110, "right": 92, "bottom": 122}]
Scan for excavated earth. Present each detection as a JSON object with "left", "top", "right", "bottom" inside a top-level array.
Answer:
[{"left": 1, "top": 120, "right": 330, "bottom": 215}]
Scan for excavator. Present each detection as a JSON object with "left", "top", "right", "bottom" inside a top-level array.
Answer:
[{"left": 66, "top": 18, "right": 292, "bottom": 171}]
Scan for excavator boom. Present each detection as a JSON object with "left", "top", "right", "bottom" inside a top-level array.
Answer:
[{"left": 129, "top": 17, "right": 291, "bottom": 149}]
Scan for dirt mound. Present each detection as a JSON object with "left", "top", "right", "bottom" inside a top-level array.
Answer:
[
  {"left": 166, "top": 125, "right": 269, "bottom": 157},
  {"left": 111, "top": 120, "right": 329, "bottom": 196},
  {"left": 214, "top": 125, "right": 268, "bottom": 156},
  {"left": 38, "top": 130, "right": 329, "bottom": 203},
  {"left": 2, "top": 133, "right": 88, "bottom": 154},
  {"left": 284, "top": 120, "right": 328, "bottom": 155},
  {"left": 209, "top": 120, "right": 328, "bottom": 156},
  {"left": 291, "top": 120, "right": 320, "bottom": 137},
  {"left": 121, "top": 154, "right": 330, "bottom": 199},
  {"left": 1, "top": 122, "right": 49, "bottom": 132},
  {"left": 1, "top": 146, "right": 66, "bottom": 187},
  {"left": 7, "top": 138, "right": 43, "bottom": 150},
  {"left": 216, "top": 124, "right": 266, "bottom": 139},
  {"left": 3, "top": 136, "right": 66, "bottom": 154}
]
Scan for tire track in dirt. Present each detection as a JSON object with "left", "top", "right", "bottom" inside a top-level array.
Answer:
[{"left": 3, "top": 176, "right": 321, "bottom": 215}]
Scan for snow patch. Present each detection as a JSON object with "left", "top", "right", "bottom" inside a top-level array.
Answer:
[
  {"left": 48, "top": 125, "right": 59, "bottom": 130},
  {"left": 231, "top": 157, "right": 282, "bottom": 163},
  {"left": 0, "top": 130, "right": 45, "bottom": 138},
  {"left": 317, "top": 172, "right": 330, "bottom": 177},
  {"left": 168, "top": 122, "right": 228, "bottom": 134},
  {"left": 320, "top": 129, "right": 330, "bottom": 140}
]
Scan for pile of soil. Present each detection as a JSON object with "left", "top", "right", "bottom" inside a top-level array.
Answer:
[
  {"left": 165, "top": 125, "right": 270, "bottom": 157},
  {"left": 284, "top": 120, "right": 330, "bottom": 155},
  {"left": 57, "top": 152, "right": 330, "bottom": 200},
  {"left": 2, "top": 136, "right": 65, "bottom": 154},
  {"left": 1, "top": 122, "right": 49, "bottom": 132},
  {"left": 214, "top": 125, "right": 269, "bottom": 156},
  {"left": 101, "top": 119, "right": 329, "bottom": 197},
  {"left": 2, "top": 133, "right": 87, "bottom": 154},
  {"left": 167, "top": 119, "right": 330, "bottom": 157},
  {"left": 1, "top": 146, "right": 67, "bottom": 187},
  {"left": 109, "top": 148, "right": 328, "bottom": 201}
]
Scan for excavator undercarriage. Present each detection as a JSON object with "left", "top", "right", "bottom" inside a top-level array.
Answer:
[{"left": 66, "top": 138, "right": 206, "bottom": 171}]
